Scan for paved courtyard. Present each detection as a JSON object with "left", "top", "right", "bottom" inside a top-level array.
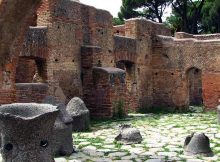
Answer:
[
  {"left": 54, "top": 110, "right": 220, "bottom": 162},
  {"left": 0, "top": 110, "right": 220, "bottom": 162}
]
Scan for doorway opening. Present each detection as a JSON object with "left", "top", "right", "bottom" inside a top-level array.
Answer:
[{"left": 187, "top": 67, "right": 203, "bottom": 106}]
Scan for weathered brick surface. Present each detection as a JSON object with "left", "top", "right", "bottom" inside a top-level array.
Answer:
[
  {"left": 1, "top": 0, "right": 220, "bottom": 118},
  {"left": 0, "top": 90, "right": 16, "bottom": 104},
  {"left": 114, "top": 25, "right": 125, "bottom": 36},
  {"left": 176, "top": 32, "right": 220, "bottom": 40},
  {"left": 152, "top": 36, "right": 220, "bottom": 109},
  {"left": 202, "top": 72, "right": 220, "bottom": 109},
  {"left": 16, "top": 83, "right": 48, "bottom": 103},
  {"left": 0, "top": 0, "right": 41, "bottom": 104},
  {"left": 87, "top": 67, "right": 127, "bottom": 118},
  {"left": 16, "top": 58, "right": 37, "bottom": 83}
]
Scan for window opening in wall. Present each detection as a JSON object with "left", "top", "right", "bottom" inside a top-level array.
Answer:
[{"left": 15, "top": 57, "right": 47, "bottom": 83}]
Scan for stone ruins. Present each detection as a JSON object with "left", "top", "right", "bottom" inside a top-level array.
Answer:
[{"left": 0, "top": 0, "right": 220, "bottom": 118}]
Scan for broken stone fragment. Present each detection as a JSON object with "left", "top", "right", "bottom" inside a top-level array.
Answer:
[
  {"left": 184, "top": 132, "right": 213, "bottom": 157},
  {"left": 66, "top": 97, "right": 90, "bottom": 132},
  {"left": 115, "top": 124, "right": 142, "bottom": 144}
]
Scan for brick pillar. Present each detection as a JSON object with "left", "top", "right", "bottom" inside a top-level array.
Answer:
[
  {"left": 89, "top": 67, "right": 126, "bottom": 119},
  {"left": 81, "top": 45, "right": 102, "bottom": 114}
]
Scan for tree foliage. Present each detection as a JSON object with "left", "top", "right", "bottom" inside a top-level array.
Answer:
[
  {"left": 118, "top": 0, "right": 171, "bottom": 23},
  {"left": 168, "top": 0, "right": 205, "bottom": 34},
  {"left": 200, "top": 0, "right": 220, "bottom": 33},
  {"left": 117, "top": 0, "right": 220, "bottom": 34},
  {"left": 113, "top": 17, "right": 125, "bottom": 26}
]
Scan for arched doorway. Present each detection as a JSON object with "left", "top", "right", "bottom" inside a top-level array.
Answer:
[{"left": 187, "top": 67, "right": 203, "bottom": 106}]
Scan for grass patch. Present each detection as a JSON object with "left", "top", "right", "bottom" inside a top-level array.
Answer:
[
  {"left": 86, "top": 137, "right": 104, "bottom": 144},
  {"left": 113, "top": 141, "right": 123, "bottom": 149}
]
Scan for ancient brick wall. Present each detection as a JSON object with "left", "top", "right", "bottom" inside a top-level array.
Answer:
[
  {"left": 35, "top": 0, "right": 115, "bottom": 104},
  {"left": 16, "top": 83, "right": 48, "bottom": 103},
  {"left": 114, "top": 25, "right": 125, "bottom": 36},
  {"left": 15, "top": 58, "right": 37, "bottom": 83},
  {"left": 114, "top": 19, "right": 171, "bottom": 109},
  {"left": 88, "top": 67, "right": 127, "bottom": 118},
  {"left": 0, "top": 0, "right": 42, "bottom": 104},
  {"left": 202, "top": 72, "right": 220, "bottom": 108},
  {"left": 152, "top": 36, "right": 220, "bottom": 109},
  {"left": 175, "top": 32, "right": 220, "bottom": 40},
  {"left": 2, "top": 0, "right": 220, "bottom": 116}
]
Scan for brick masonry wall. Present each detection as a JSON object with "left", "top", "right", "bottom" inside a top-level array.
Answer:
[
  {"left": 114, "top": 25, "right": 125, "bottom": 36},
  {"left": 0, "top": 89, "right": 16, "bottom": 105},
  {"left": 202, "top": 72, "right": 220, "bottom": 109},
  {"left": 175, "top": 32, "right": 220, "bottom": 40},
  {"left": 88, "top": 67, "right": 127, "bottom": 118},
  {"left": 0, "top": 0, "right": 42, "bottom": 104},
  {"left": 2, "top": 0, "right": 220, "bottom": 115},
  {"left": 36, "top": 0, "right": 115, "bottom": 104},
  {"left": 16, "top": 83, "right": 48, "bottom": 103},
  {"left": 15, "top": 58, "right": 36, "bottom": 83},
  {"left": 152, "top": 36, "right": 220, "bottom": 109}
]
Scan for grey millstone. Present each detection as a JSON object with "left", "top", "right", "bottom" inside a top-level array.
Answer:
[
  {"left": 66, "top": 97, "right": 90, "bottom": 132},
  {"left": 43, "top": 95, "right": 59, "bottom": 105},
  {"left": 217, "top": 105, "right": 220, "bottom": 124},
  {"left": 184, "top": 132, "right": 213, "bottom": 157},
  {"left": 0, "top": 103, "right": 59, "bottom": 162},
  {"left": 115, "top": 124, "right": 142, "bottom": 144},
  {"left": 53, "top": 104, "right": 74, "bottom": 156},
  {"left": 43, "top": 96, "right": 74, "bottom": 156}
]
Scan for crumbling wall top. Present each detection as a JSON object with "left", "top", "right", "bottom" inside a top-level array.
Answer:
[
  {"left": 175, "top": 32, "right": 220, "bottom": 40},
  {"left": 124, "top": 18, "right": 171, "bottom": 38}
]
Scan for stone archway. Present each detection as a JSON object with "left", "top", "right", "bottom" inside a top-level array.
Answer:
[{"left": 186, "top": 67, "right": 203, "bottom": 106}]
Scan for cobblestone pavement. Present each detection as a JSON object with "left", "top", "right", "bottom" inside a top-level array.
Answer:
[
  {"left": 56, "top": 111, "right": 220, "bottom": 162},
  {"left": 2, "top": 111, "right": 220, "bottom": 162}
]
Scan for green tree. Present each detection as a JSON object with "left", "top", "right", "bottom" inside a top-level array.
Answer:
[
  {"left": 169, "top": 0, "right": 206, "bottom": 34},
  {"left": 118, "top": 0, "right": 171, "bottom": 23},
  {"left": 113, "top": 17, "right": 125, "bottom": 26},
  {"left": 165, "top": 13, "right": 182, "bottom": 34},
  {"left": 201, "top": 0, "right": 220, "bottom": 33}
]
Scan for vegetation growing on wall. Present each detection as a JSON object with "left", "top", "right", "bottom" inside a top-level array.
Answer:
[{"left": 113, "top": 99, "right": 126, "bottom": 119}]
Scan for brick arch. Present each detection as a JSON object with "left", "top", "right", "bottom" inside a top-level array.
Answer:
[
  {"left": 115, "top": 52, "right": 137, "bottom": 64},
  {"left": 185, "top": 66, "right": 201, "bottom": 74}
]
